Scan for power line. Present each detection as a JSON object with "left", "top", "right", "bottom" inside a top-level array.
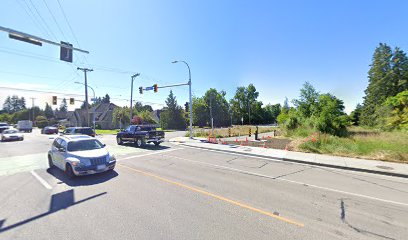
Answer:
[
  {"left": 28, "top": 0, "right": 58, "bottom": 41},
  {"left": 56, "top": 0, "right": 81, "bottom": 48},
  {"left": 16, "top": 0, "right": 50, "bottom": 38},
  {"left": 42, "top": 0, "right": 67, "bottom": 39},
  {"left": 0, "top": 86, "right": 166, "bottom": 107},
  {"left": 55, "top": 0, "right": 89, "bottom": 66}
]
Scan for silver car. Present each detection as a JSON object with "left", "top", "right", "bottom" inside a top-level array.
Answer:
[
  {"left": 48, "top": 135, "right": 116, "bottom": 178},
  {"left": 1, "top": 129, "right": 24, "bottom": 141}
]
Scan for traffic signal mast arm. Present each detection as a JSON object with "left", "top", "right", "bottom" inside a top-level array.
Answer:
[{"left": 139, "top": 82, "right": 189, "bottom": 94}]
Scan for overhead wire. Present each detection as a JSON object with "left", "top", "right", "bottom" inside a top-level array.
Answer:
[
  {"left": 27, "top": 0, "right": 58, "bottom": 41},
  {"left": 16, "top": 0, "right": 50, "bottom": 38},
  {"left": 42, "top": 0, "right": 67, "bottom": 40},
  {"left": 55, "top": 0, "right": 89, "bottom": 66}
]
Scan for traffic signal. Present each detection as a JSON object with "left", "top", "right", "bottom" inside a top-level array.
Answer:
[
  {"left": 153, "top": 84, "right": 158, "bottom": 93},
  {"left": 52, "top": 96, "right": 57, "bottom": 105},
  {"left": 69, "top": 98, "right": 75, "bottom": 105},
  {"left": 139, "top": 87, "right": 143, "bottom": 94},
  {"left": 185, "top": 102, "right": 189, "bottom": 112}
]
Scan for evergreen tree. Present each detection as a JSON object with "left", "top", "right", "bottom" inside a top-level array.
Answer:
[
  {"left": 160, "top": 91, "right": 186, "bottom": 130},
  {"left": 44, "top": 103, "right": 54, "bottom": 119},
  {"left": 102, "top": 94, "right": 110, "bottom": 103},
  {"left": 361, "top": 43, "right": 393, "bottom": 126},
  {"left": 350, "top": 104, "right": 363, "bottom": 126},
  {"left": 2, "top": 96, "right": 12, "bottom": 113},
  {"left": 59, "top": 98, "right": 68, "bottom": 112},
  {"left": 19, "top": 97, "right": 26, "bottom": 109}
]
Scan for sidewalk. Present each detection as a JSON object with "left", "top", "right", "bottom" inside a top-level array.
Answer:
[{"left": 169, "top": 137, "right": 408, "bottom": 178}]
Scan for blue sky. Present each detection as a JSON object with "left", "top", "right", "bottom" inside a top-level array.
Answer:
[{"left": 1, "top": 0, "right": 408, "bottom": 113}]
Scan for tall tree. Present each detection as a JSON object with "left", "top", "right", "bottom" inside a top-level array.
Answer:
[
  {"left": 19, "top": 97, "right": 26, "bottom": 109},
  {"left": 44, "top": 103, "right": 54, "bottom": 119},
  {"left": 204, "top": 89, "right": 230, "bottom": 127},
  {"left": 282, "top": 97, "right": 290, "bottom": 113},
  {"left": 361, "top": 43, "right": 393, "bottom": 126},
  {"left": 10, "top": 95, "right": 21, "bottom": 113},
  {"left": 59, "top": 98, "right": 68, "bottom": 112},
  {"left": 292, "top": 82, "right": 319, "bottom": 119},
  {"left": 230, "top": 84, "right": 262, "bottom": 124},
  {"left": 160, "top": 91, "right": 186, "bottom": 130},
  {"left": 102, "top": 94, "right": 110, "bottom": 103},
  {"left": 350, "top": 104, "right": 363, "bottom": 126},
  {"left": 2, "top": 96, "right": 12, "bottom": 113}
]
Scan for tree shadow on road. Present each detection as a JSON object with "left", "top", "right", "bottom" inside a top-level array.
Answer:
[{"left": 46, "top": 167, "right": 118, "bottom": 187}]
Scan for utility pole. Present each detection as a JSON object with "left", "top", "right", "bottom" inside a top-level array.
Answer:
[
  {"left": 130, "top": 73, "right": 140, "bottom": 125},
  {"left": 30, "top": 97, "right": 36, "bottom": 123},
  {"left": 209, "top": 93, "right": 214, "bottom": 136},
  {"left": 77, "top": 67, "right": 93, "bottom": 127}
]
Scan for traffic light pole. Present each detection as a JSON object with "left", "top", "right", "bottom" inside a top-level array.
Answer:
[{"left": 130, "top": 73, "right": 140, "bottom": 125}]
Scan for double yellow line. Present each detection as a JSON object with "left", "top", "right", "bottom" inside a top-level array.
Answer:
[{"left": 119, "top": 163, "right": 304, "bottom": 227}]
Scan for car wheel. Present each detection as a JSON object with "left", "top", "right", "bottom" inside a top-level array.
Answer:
[
  {"left": 154, "top": 142, "right": 160, "bottom": 146},
  {"left": 117, "top": 137, "right": 123, "bottom": 145},
  {"left": 48, "top": 155, "right": 54, "bottom": 169},
  {"left": 135, "top": 138, "right": 143, "bottom": 148},
  {"left": 1, "top": 137, "right": 4, "bottom": 142},
  {"left": 65, "top": 164, "right": 75, "bottom": 178}
]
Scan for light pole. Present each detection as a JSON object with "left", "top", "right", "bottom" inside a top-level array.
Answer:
[
  {"left": 172, "top": 60, "right": 193, "bottom": 139},
  {"left": 75, "top": 81, "right": 96, "bottom": 134},
  {"left": 130, "top": 73, "right": 140, "bottom": 125}
]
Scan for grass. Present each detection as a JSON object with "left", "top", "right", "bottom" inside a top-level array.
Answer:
[
  {"left": 95, "top": 129, "right": 120, "bottom": 135},
  {"left": 294, "top": 127, "right": 408, "bottom": 163},
  {"left": 185, "top": 125, "right": 280, "bottom": 138}
]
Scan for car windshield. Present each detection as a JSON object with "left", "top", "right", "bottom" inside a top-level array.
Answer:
[
  {"left": 79, "top": 128, "right": 93, "bottom": 134},
  {"left": 67, "top": 139, "right": 104, "bottom": 152},
  {"left": 3, "top": 130, "right": 18, "bottom": 134}
]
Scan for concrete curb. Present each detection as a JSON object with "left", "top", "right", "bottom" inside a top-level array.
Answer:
[{"left": 179, "top": 143, "right": 408, "bottom": 179}]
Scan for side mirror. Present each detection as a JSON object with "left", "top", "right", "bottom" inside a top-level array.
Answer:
[{"left": 102, "top": 144, "right": 106, "bottom": 147}]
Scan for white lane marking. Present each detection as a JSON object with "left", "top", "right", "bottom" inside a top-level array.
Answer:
[
  {"left": 119, "top": 148, "right": 182, "bottom": 161},
  {"left": 30, "top": 170, "right": 52, "bottom": 190},
  {"left": 166, "top": 154, "right": 408, "bottom": 207}
]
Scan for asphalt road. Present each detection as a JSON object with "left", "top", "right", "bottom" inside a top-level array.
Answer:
[{"left": 0, "top": 129, "right": 407, "bottom": 239}]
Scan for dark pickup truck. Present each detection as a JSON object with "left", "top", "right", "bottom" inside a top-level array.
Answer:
[{"left": 116, "top": 125, "right": 165, "bottom": 147}]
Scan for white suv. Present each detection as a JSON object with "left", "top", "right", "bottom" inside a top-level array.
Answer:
[{"left": 48, "top": 135, "right": 116, "bottom": 178}]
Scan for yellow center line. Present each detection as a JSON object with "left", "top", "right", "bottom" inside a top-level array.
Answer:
[{"left": 118, "top": 163, "right": 304, "bottom": 227}]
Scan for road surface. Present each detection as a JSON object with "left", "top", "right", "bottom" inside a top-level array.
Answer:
[{"left": 0, "top": 129, "right": 407, "bottom": 239}]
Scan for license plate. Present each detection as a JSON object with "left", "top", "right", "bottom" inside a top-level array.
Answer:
[{"left": 96, "top": 164, "right": 105, "bottom": 170}]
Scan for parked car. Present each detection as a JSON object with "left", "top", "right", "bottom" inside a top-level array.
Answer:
[
  {"left": 0, "top": 122, "right": 9, "bottom": 133},
  {"left": 116, "top": 125, "right": 165, "bottom": 147},
  {"left": 1, "top": 129, "right": 24, "bottom": 142},
  {"left": 17, "top": 120, "right": 33, "bottom": 132},
  {"left": 62, "top": 127, "right": 95, "bottom": 137},
  {"left": 41, "top": 126, "right": 59, "bottom": 134},
  {"left": 48, "top": 135, "right": 116, "bottom": 178}
]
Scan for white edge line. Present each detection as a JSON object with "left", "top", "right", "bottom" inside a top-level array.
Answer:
[
  {"left": 30, "top": 170, "right": 52, "bottom": 190},
  {"left": 118, "top": 148, "right": 182, "bottom": 161},
  {"left": 166, "top": 154, "right": 408, "bottom": 207}
]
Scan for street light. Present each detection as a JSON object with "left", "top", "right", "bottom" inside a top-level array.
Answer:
[
  {"left": 130, "top": 73, "right": 140, "bottom": 125},
  {"left": 74, "top": 81, "right": 96, "bottom": 134},
  {"left": 172, "top": 60, "right": 193, "bottom": 139}
]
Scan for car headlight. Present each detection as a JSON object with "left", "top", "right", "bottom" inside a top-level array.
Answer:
[{"left": 108, "top": 154, "right": 116, "bottom": 162}]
